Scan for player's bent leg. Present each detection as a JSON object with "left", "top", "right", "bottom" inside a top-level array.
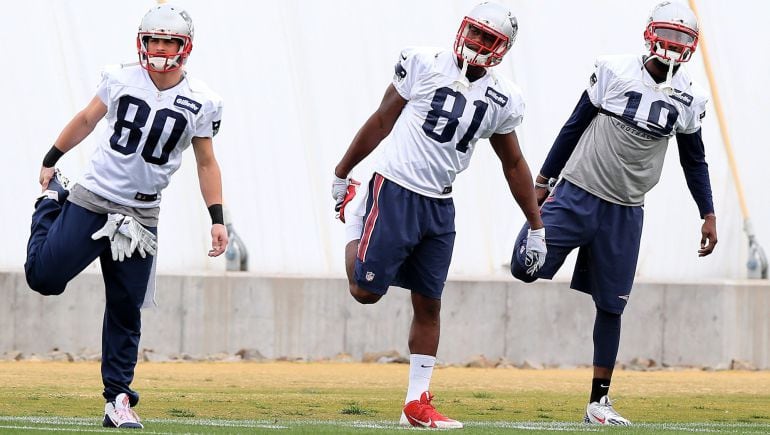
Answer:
[
  {"left": 345, "top": 240, "right": 381, "bottom": 304},
  {"left": 350, "top": 252, "right": 393, "bottom": 304},
  {"left": 26, "top": 199, "right": 67, "bottom": 295},
  {"left": 513, "top": 180, "right": 595, "bottom": 283},
  {"left": 349, "top": 283, "right": 382, "bottom": 304},
  {"left": 25, "top": 202, "right": 107, "bottom": 296}
]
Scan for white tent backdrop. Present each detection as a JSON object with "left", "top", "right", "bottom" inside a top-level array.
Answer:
[{"left": 1, "top": 0, "right": 766, "bottom": 280}]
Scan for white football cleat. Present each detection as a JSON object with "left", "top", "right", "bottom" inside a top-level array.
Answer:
[
  {"left": 103, "top": 393, "right": 143, "bottom": 429},
  {"left": 585, "top": 395, "right": 631, "bottom": 425}
]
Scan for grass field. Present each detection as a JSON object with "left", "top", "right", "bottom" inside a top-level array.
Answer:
[{"left": 0, "top": 361, "right": 768, "bottom": 433}]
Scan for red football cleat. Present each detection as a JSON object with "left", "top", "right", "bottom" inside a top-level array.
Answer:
[{"left": 400, "top": 391, "right": 463, "bottom": 429}]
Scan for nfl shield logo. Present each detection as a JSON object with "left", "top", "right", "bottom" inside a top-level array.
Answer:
[{"left": 365, "top": 271, "right": 375, "bottom": 282}]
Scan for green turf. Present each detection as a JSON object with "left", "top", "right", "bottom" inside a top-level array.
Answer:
[{"left": 0, "top": 362, "right": 767, "bottom": 433}]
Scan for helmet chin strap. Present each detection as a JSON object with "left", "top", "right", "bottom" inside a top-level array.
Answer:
[
  {"left": 453, "top": 56, "right": 471, "bottom": 90},
  {"left": 659, "top": 60, "right": 676, "bottom": 95},
  {"left": 645, "top": 54, "right": 677, "bottom": 95}
]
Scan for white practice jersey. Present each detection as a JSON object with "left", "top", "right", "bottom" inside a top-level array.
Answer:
[
  {"left": 79, "top": 64, "right": 222, "bottom": 208},
  {"left": 375, "top": 47, "right": 524, "bottom": 198},
  {"left": 562, "top": 55, "right": 708, "bottom": 205}
]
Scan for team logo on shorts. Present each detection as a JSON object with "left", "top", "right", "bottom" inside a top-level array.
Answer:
[{"left": 365, "top": 271, "right": 375, "bottom": 282}]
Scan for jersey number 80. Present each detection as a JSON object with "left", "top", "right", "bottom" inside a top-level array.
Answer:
[{"left": 109, "top": 95, "right": 187, "bottom": 165}]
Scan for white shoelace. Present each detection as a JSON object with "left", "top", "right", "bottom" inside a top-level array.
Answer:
[{"left": 600, "top": 398, "right": 627, "bottom": 421}]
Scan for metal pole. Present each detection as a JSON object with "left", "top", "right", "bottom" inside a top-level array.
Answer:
[{"left": 687, "top": 0, "right": 767, "bottom": 278}]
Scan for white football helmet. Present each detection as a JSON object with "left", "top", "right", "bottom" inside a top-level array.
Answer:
[
  {"left": 644, "top": 1, "right": 699, "bottom": 65},
  {"left": 454, "top": 2, "right": 518, "bottom": 67},
  {"left": 137, "top": 4, "right": 194, "bottom": 72}
]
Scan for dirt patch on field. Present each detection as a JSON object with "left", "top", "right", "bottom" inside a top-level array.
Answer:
[{"left": 1, "top": 361, "right": 766, "bottom": 395}]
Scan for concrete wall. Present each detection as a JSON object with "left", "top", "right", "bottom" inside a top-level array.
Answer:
[{"left": 2, "top": 271, "right": 767, "bottom": 368}]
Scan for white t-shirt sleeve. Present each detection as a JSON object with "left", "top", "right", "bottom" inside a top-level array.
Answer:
[
  {"left": 495, "top": 93, "right": 524, "bottom": 135},
  {"left": 95, "top": 70, "right": 114, "bottom": 105},
  {"left": 586, "top": 58, "right": 613, "bottom": 107},
  {"left": 681, "top": 92, "right": 708, "bottom": 134},
  {"left": 392, "top": 47, "right": 431, "bottom": 100},
  {"left": 194, "top": 98, "right": 223, "bottom": 138}
]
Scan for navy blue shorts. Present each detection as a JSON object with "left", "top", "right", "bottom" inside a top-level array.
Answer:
[
  {"left": 355, "top": 174, "right": 455, "bottom": 300},
  {"left": 511, "top": 180, "right": 643, "bottom": 314}
]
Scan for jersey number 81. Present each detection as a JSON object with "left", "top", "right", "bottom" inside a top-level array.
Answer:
[{"left": 422, "top": 87, "right": 488, "bottom": 153}]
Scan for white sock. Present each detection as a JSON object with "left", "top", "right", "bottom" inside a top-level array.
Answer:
[{"left": 405, "top": 354, "right": 436, "bottom": 403}]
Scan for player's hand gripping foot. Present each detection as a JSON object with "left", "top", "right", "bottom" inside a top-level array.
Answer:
[
  {"left": 400, "top": 391, "right": 463, "bottom": 429},
  {"left": 103, "top": 393, "right": 143, "bottom": 429},
  {"left": 37, "top": 168, "right": 70, "bottom": 205},
  {"left": 331, "top": 175, "right": 360, "bottom": 223},
  {"left": 584, "top": 395, "right": 631, "bottom": 425}
]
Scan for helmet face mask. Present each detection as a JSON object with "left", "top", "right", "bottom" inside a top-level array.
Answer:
[
  {"left": 644, "top": 1, "right": 699, "bottom": 65},
  {"left": 137, "top": 5, "right": 194, "bottom": 73},
  {"left": 454, "top": 2, "right": 518, "bottom": 67}
]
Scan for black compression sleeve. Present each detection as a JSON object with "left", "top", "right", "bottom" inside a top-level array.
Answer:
[
  {"left": 42, "top": 145, "right": 64, "bottom": 168},
  {"left": 208, "top": 204, "right": 224, "bottom": 225}
]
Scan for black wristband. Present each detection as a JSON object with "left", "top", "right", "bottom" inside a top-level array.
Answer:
[
  {"left": 208, "top": 204, "right": 224, "bottom": 225},
  {"left": 42, "top": 145, "right": 64, "bottom": 168}
]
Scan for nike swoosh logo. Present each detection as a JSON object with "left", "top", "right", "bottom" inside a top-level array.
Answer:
[
  {"left": 600, "top": 384, "right": 610, "bottom": 388},
  {"left": 591, "top": 412, "right": 606, "bottom": 424},
  {"left": 412, "top": 417, "right": 432, "bottom": 427},
  {"left": 420, "top": 364, "right": 434, "bottom": 368}
]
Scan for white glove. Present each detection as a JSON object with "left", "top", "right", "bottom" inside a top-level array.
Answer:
[
  {"left": 110, "top": 233, "right": 133, "bottom": 262},
  {"left": 91, "top": 213, "right": 157, "bottom": 262},
  {"left": 525, "top": 227, "right": 547, "bottom": 275},
  {"left": 91, "top": 213, "right": 133, "bottom": 262},
  {"left": 332, "top": 175, "right": 349, "bottom": 211},
  {"left": 90, "top": 213, "right": 124, "bottom": 241},
  {"left": 116, "top": 216, "right": 157, "bottom": 258}
]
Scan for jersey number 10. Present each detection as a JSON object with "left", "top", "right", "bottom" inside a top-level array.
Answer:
[{"left": 622, "top": 91, "right": 679, "bottom": 136}]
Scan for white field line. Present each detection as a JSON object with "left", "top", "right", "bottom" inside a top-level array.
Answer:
[
  {"left": 0, "top": 416, "right": 768, "bottom": 433},
  {"left": 0, "top": 425, "right": 173, "bottom": 434}
]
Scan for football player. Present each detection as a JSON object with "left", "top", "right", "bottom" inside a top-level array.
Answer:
[
  {"left": 24, "top": 4, "right": 227, "bottom": 428},
  {"left": 510, "top": 1, "right": 717, "bottom": 425},
  {"left": 332, "top": 2, "right": 545, "bottom": 429}
]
